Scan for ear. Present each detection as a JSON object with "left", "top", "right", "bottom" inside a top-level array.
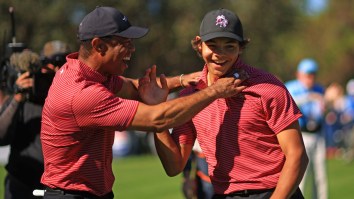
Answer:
[
  {"left": 196, "top": 36, "right": 202, "bottom": 52},
  {"left": 91, "top": 38, "right": 106, "bottom": 53}
]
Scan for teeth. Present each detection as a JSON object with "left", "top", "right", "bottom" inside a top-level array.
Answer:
[{"left": 123, "top": 57, "right": 131, "bottom": 61}]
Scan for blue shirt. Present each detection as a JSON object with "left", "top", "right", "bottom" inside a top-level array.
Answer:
[{"left": 285, "top": 79, "right": 325, "bottom": 132}]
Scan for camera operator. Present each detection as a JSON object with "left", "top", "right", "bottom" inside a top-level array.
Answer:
[
  {"left": 0, "top": 41, "right": 70, "bottom": 199},
  {"left": 41, "top": 40, "right": 70, "bottom": 73}
]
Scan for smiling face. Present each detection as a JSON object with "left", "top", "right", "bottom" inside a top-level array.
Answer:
[
  {"left": 198, "top": 36, "right": 241, "bottom": 84},
  {"left": 97, "top": 36, "right": 135, "bottom": 76},
  {"left": 104, "top": 36, "right": 135, "bottom": 75}
]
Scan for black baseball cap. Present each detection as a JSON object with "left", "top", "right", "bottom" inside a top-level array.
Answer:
[
  {"left": 200, "top": 8, "right": 244, "bottom": 42},
  {"left": 78, "top": 6, "right": 149, "bottom": 40}
]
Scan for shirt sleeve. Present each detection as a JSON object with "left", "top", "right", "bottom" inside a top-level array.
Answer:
[
  {"left": 171, "top": 121, "right": 196, "bottom": 145},
  {"left": 72, "top": 83, "right": 139, "bottom": 131},
  {"left": 171, "top": 87, "right": 197, "bottom": 145},
  {"left": 262, "top": 81, "right": 302, "bottom": 134}
]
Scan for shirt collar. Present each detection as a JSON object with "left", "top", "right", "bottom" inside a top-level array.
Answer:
[
  {"left": 66, "top": 52, "right": 109, "bottom": 83},
  {"left": 194, "top": 58, "right": 246, "bottom": 91}
]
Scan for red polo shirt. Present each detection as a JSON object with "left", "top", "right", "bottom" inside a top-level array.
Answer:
[
  {"left": 41, "top": 53, "right": 139, "bottom": 196},
  {"left": 172, "top": 59, "right": 302, "bottom": 194}
]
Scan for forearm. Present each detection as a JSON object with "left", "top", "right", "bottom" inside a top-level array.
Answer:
[
  {"left": 0, "top": 96, "right": 19, "bottom": 138},
  {"left": 271, "top": 151, "right": 308, "bottom": 199},
  {"left": 157, "top": 88, "right": 217, "bottom": 129},
  {"left": 116, "top": 78, "right": 140, "bottom": 100},
  {"left": 132, "top": 72, "right": 244, "bottom": 131},
  {"left": 132, "top": 86, "right": 218, "bottom": 132},
  {"left": 165, "top": 75, "right": 184, "bottom": 93},
  {"left": 154, "top": 131, "right": 184, "bottom": 176}
]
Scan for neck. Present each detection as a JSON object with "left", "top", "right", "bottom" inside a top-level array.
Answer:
[
  {"left": 207, "top": 73, "right": 218, "bottom": 86},
  {"left": 79, "top": 52, "right": 105, "bottom": 74}
]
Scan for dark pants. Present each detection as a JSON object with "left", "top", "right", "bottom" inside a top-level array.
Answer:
[
  {"left": 44, "top": 187, "right": 114, "bottom": 199},
  {"left": 5, "top": 173, "right": 41, "bottom": 199},
  {"left": 212, "top": 187, "right": 304, "bottom": 199}
]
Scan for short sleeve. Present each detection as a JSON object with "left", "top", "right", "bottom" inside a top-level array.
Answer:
[
  {"left": 262, "top": 81, "right": 302, "bottom": 134},
  {"left": 73, "top": 83, "right": 139, "bottom": 131},
  {"left": 171, "top": 121, "right": 196, "bottom": 145},
  {"left": 171, "top": 87, "right": 197, "bottom": 145}
]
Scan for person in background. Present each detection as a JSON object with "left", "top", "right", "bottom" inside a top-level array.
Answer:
[
  {"left": 344, "top": 79, "right": 354, "bottom": 120},
  {"left": 154, "top": 8, "right": 308, "bottom": 199},
  {"left": 323, "top": 82, "right": 346, "bottom": 158},
  {"left": 285, "top": 58, "right": 328, "bottom": 199},
  {"left": 182, "top": 140, "right": 213, "bottom": 199},
  {"left": 40, "top": 6, "right": 245, "bottom": 199},
  {"left": 341, "top": 79, "right": 354, "bottom": 161},
  {"left": 41, "top": 40, "right": 71, "bottom": 72},
  {"left": 0, "top": 47, "right": 70, "bottom": 199}
]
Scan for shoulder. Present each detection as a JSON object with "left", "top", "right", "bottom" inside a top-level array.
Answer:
[
  {"left": 245, "top": 66, "right": 287, "bottom": 93},
  {"left": 244, "top": 64, "right": 281, "bottom": 84}
]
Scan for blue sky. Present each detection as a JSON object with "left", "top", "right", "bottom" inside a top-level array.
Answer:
[{"left": 307, "top": 0, "right": 328, "bottom": 14}]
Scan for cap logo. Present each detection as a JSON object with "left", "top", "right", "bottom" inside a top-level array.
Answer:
[
  {"left": 122, "top": 16, "right": 127, "bottom": 21},
  {"left": 215, "top": 15, "right": 228, "bottom": 28}
]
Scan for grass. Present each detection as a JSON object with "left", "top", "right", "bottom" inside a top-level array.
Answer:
[
  {"left": 112, "top": 155, "right": 183, "bottom": 199},
  {"left": 0, "top": 155, "right": 353, "bottom": 198}
]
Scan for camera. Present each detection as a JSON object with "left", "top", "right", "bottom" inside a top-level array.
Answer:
[
  {"left": 40, "top": 52, "right": 67, "bottom": 69},
  {"left": 0, "top": 42, "right": 26, "bottom": 93},
  {"left": 0, "top": 50, "right": 57, "bottom": 105},
  {"left": 1, "top": 8, "right": 70, "bottom": 104}
]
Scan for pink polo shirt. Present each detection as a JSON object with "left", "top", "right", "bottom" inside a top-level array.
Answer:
[
  {"left": 41, "top": 53, "right": 139, "bottom": 196},
  {"left": 172, "top": 59, "right": 302, "bottom": 194}
]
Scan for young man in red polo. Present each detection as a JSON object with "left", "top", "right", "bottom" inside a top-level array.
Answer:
[{"left": 153, "top": 8, "right": 308, "bottom": 199}]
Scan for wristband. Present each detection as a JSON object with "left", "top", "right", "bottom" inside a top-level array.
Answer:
[{"left": 179, "top": 74, "right": 185, "bottom": 88}]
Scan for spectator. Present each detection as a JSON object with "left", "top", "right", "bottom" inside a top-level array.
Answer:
[
  {"left": 341, "top": 79, "right": 354, "bottom": 161},
  {"left": 41, "top": 40, "right": 71, "bottom": 72},
  {"left": 0, "top": 48, "right": 68, "bottom": 199},
  {"left": 323, "top": 82, "right": 346, "bottom": 157},
  {"left": 182, "top": 141, "right": 213, "bottom": 199},
  {"left": 285, "top": 58, "right": 328, "bottom": 199}
]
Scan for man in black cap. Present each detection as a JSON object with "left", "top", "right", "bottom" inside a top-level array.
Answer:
[
  {"left": 40, "top": 6, "right": 246, "bottom": 199},
  {"left": 153, "top": 8, "right": 308, "bottom": 199}
]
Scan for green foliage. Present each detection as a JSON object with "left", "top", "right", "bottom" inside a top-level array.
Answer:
[{"left": 0, "top": 0, "right": 353, "bottom": 86}]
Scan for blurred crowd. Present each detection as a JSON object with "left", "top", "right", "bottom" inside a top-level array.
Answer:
[{"left": 323, "top": 79, "right": 354, "bottom": 161}]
